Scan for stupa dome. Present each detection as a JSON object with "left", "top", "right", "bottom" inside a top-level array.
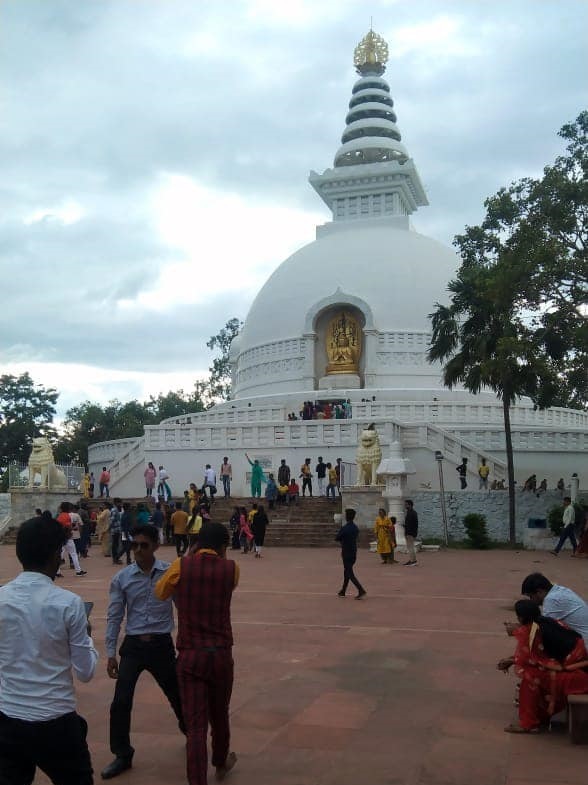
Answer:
[{"left": 238, "top": 223, "right": 458, "bottom": 353}]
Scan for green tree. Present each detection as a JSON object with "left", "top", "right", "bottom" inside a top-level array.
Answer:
[
  {"left": 0, "top": 373, "right": 58, "bottom": 487},
  {"left": 483, "top": 111, "right": 588, "bottom": 408},
  {"left": 429, "top": 113, "right": 587, "bottom": 543},
  {"left": 144, "top": 388, "right": 208, "bottom": 422},
  {"left": 428, "top": 256, "right": 558, "bottom": 545},
  {"left": 56, "top": 386, "right": 211, "bottom": 465},
  {"left": 56, "top": 399, "right": 149, "bottom": 466},
  {"left": 206, "top": 317, "right": 242, "bottom": 401}
]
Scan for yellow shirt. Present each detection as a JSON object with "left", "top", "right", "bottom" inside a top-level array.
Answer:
[
  {"left": 154, "top": 550, "right": 240, "bottom": 600},
  {"left": 478, "top": 464, "right": 490, "bottom": 479},
  {"left": 328, "top": 468, "right": 337, "bottom": 484},
  {"left": 171, "top": 510, "right": 189, "bottom": 534},
  {"left": 96, "top": 509, "right": 110, "bottom": 537},
  {"left": 247, "top": 510, "right": 257, "bottom": 524},
  {"left": 188, "top": 489, "right": 198, "bottom": 512}
]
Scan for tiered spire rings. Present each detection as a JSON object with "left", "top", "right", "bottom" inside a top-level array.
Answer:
[{"left": 334, "top": 29, "right": 407, "bottom": 167}]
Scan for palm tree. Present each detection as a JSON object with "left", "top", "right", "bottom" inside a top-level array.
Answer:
[{"left": 428, "top": 259, "right": 555, "bottom": 544}]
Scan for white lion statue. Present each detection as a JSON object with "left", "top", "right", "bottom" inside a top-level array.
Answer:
[
  {"left": 356, "top": 424, "right": 383, "bottom": 486},
  {"left": 28, "top": 437, "right": 67, "bottom": 489}
]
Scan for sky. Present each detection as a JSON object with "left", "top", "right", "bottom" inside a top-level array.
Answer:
[{"left": 1, "top": 0, "right": 587, "bottom": 418}]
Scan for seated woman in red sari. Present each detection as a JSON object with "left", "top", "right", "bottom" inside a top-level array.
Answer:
[{"left": 497, "top": 599, "right": 588, "bottom": 733}]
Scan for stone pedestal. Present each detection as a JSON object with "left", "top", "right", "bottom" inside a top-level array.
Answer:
[
  {"left": 341, "top": 486, "right": 385, "bottom": 529},
  {"left": 378, "top": 441, "right": 417, "bottom": 551},
  {"left": 318, "top": 373, "right": 360, "bottom": 390},
  {"left": 9, "top": 489, "right": 80, "bottom": 526}
]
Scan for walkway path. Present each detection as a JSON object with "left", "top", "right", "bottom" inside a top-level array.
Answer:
[{"left": 0, "top": 544, "right": 586, "bottom": 784}]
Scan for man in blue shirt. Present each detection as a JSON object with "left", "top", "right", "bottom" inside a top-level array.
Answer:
[
  {"left": 521, "top": 572, "right": 588, "bottom": 644},
  {"left": 335, "top": 508, "right": 367, "bottom": 599},
  {"left": 102, "top": 524, "right": 184, "bottom": 779}
]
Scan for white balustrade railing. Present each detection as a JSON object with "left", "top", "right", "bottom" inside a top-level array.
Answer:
[
  {"left": 403, "top": 423, "right": 507, "bottom": 481},
  {"left": 157, "top": 399, "right": 587, "bottom": 430},
  {"left": 107, "top": 437, "right": 146, "bottom": 486},
  {"left": 88, "top": 437, "right": 142, "bottom": 465}
]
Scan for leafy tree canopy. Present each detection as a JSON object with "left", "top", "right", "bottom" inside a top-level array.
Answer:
[
  {"left": 206, "top": 317, "right": 243, "bottom": 401},
  {"left": 471, "top": 111, "right": 588, "bottom": 408},
  {"left": 426, "top": 113, "right": 588, "bottom": 541},
  {"left": 0, "top": 373, "right": 58, "bottom": 488},
  {"left": 56, "top": 386, "right": 209, "bottom": 466}
]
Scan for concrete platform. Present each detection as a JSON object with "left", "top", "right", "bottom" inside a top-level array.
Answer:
[{"left": 1, "top": 543, "right": 587, "bottom": 785}]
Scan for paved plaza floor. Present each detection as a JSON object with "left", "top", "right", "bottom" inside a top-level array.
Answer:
[{"left": 1, "top": 542, "right": 587, "bottom": 785}]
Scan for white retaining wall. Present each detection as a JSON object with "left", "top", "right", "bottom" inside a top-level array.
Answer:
[{"left": 409, "top": 489, "right": 586, "bottom": 545}]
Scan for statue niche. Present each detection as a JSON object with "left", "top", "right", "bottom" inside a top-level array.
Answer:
[{"left": 325, "top": 311, "right": 361, "bottom": 375}]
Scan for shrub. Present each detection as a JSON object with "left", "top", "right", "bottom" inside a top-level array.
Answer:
[
  {"left": 463, "top": 513, "right": 490, "bottom": 549},
  {"left": 548, "top": 504, "right": 564, "bottom": 536}
]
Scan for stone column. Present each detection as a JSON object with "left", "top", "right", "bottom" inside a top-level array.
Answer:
[
  {"left": 363, "top": 328, "right": 379, "bottom": 388},
  {"left": 378, "top": 441, "right": 416, "bottom": 548},
  {"left": 301, "top": 333, "right": 317, "bottom": 390},
  {"left": 570, "top": 473, "right": 579, "bottom": 503}
]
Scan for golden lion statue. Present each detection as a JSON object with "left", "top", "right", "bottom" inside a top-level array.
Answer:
[
  {"left": 28, "top": 437, "right": 67, "bottom": 489},
  {"left": 356, "top": 424, "right": 383, "bottom": 486}
]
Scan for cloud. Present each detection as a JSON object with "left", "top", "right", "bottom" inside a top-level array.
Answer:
[{"left": 1, "top": 0, "right": 586, "bottom": 415}]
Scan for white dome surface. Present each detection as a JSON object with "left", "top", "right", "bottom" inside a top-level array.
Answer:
[{"left": 238, "top": 223, "right": 458, "bottom": 354}]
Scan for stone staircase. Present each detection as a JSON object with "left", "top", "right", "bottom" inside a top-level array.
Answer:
[
  {"left": 0, "top": 494, "right": 375, "bottom": 548},
  {"left": 0, "top": 495, "right": 343, "bottom": 548},
  {"left": 192, "top": 496, "right": 344, "bottom": 548}
]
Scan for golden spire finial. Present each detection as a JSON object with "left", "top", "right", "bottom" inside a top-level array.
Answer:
[{"left": 353, "top": 29, "right": 389, "bottom": 75}]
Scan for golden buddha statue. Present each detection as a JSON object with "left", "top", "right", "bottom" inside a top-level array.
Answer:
[{"left": 326, "top": 312, "right": 361, "bottom": 375}]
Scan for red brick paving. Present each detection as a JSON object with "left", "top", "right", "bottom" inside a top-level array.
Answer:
[{"left": 1, "top": 543, "right": 587, "bottom": 785}]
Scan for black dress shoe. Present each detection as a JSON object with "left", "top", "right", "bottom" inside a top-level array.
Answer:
[{"left": 101, "top": 756, "right": 133, "bottom": 779}]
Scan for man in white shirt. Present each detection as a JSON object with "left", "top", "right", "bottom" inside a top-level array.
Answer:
[
  {"left": 551, "top": 496, "right": 578, "bottom": 555},
  {"left": 0, "top": 514, "right": 98, "bottom": 784},
  {"left": 204, "top": 464, "right": 217, "bottom": 501},
  {"left": 521, "top": 572, "right": 588, "bottom": 644}
]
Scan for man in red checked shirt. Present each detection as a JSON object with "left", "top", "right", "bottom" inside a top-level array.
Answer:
[{"left": 155, "top": 522, "right": 238, "bottom": 785}]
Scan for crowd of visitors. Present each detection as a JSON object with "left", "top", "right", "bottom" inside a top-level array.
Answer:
[
  {"left": 292, "top": 399, "right": 353, "bottom": 420},
  {"left": 2, "top": 488, "right": 588, "bottom": 783}
]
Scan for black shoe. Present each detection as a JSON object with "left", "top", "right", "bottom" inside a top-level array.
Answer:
[
  {"left": 356, "top": 590, "right": 367, "bottom": 600},
  {"left": 101, "top": 754, "right": 133, "bottom": 780},
  {"left": 337, "top": 590, "right": 345, "bottom": 597}
]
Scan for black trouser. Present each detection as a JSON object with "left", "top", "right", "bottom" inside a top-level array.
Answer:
[
  {"left": 340, "top": 553, "right": 365, "bottom": 595},
  {"left": 555, "top": 524, "right": 578, "bottom": 553},
  {"left": 111, "top": 532, "right": 121, "bottom": 563},
  {"left": 302, "top": 477, "right": 312, "bottom": 496},
  {"left": 0, "top": 710, "right": 92, "bottom": 785},
  {"left": 109, "top": 634, "right": 184, "bottom": 759},
  {"left": 120, "top": 539, "right": 132, "bottom": 565},
  {"left": 174, "top": 533, "right": 189, "bottom": 556}
]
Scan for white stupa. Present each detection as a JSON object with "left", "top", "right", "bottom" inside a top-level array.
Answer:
[
  {"left": 234, "top": 29, "right": 456, "bottom": 399},
  {"left": 89, "top": 30, "right": 587, "bottom": 499}
]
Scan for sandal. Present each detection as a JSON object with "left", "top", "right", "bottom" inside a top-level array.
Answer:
[{"left": 216, "top": 751, "right": 237, "bottom": 781}]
